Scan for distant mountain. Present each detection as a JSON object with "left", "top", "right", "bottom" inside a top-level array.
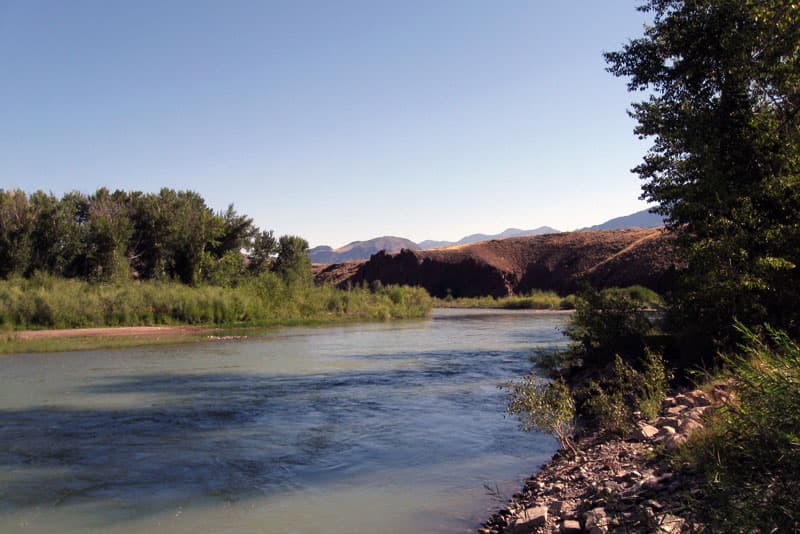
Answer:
[
  {"left": 309, "top": 211, "right": 664, "bottom": 264},
  {"left": 418, "top": 226, "right": 561, "bottom": 250},
  {"left": 582, "top": 208, "right": 665, "bottom": 231},
  {"left": 309, "top": 236, "right": 419, "bottom": 264}
]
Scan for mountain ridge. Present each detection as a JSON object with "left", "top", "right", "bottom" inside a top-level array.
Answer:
[{"left": 309, "top": 209, "right": 664, "bottom": 264}]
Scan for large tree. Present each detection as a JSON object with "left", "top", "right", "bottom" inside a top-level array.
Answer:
[{"left": 605, "top": 0, "right": 800, "bottom": 345}]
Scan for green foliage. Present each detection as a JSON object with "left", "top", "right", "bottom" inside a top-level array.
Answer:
[
  {"left": 0, "top": 275, "right": 432, "bottom": 330},
  {"left": 273, "top": 235, "right": 312, "bottom": 285},
  {"left": 434, "top": 290, "right": 576, "bottom": 310},
  {"left": 504, "top": 376, "right": 578, "bottom": 454},
  {"left": 560, "top": 285, "right": 658, "bottom": 372},
  {"left": 680, "top": 324, "right": 800, "bottom": 531},
  {"left": 606, "top": 0, "right": 800, "bottom": 346},
  {"left": 579, "top": 352, "right": 670, "bottom": 435}
]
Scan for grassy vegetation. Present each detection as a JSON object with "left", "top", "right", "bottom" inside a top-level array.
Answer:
[
  {"left": 435, "top": 290, "right": 575, "bottom": 310},
  {"left": 0, "top": 274, "right": 433, "bottom": 331},
  {"left": 435, "top": 286, "right": 662, "bottom": 312},
  {"left": 676, "top": 325, "right": 800, "bottom": 531},
  {"left": 0, "top": 332, "right": 212, "bottom": 354}
]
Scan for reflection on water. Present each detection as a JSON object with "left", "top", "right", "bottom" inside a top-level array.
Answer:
[{"left": 0, "top": 309, "right": 567, "bottom": 533}]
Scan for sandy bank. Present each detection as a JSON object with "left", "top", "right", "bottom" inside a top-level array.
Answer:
[{"left": 11, "top": 325, "right": 214, "bottom": 340}]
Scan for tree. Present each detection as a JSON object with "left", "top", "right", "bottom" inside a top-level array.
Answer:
[
  {"left": 0, "top": 189, "right": 33, "bottom": 278},
  {"left": 248, "top": 230, "right": 278, "bottom": 274},
  {"left": 605, "top": 0, "right": 800, "bottom": 346},
  {"left": 272, "top": 235, "right": 311, "bottom": 284}
]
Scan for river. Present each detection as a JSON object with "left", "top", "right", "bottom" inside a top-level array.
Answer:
[{"left": 0, "top": 309, "right": 568, "bottom": 533}]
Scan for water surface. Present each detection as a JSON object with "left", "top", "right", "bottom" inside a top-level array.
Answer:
[{"left": 0, "top": 309, "right": 567, "bottom": 533}]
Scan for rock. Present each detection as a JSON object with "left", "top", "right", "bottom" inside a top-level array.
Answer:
[
  {"left": 662, "top": 396, "right": 678, "bottom": 409},
  {"left": 584, "top": 507, "right": 607, "bottom": 530},
  {"left": 679, "top": 418, "right": 703, "bottom": 434},
  {"left": 658, "top": 417, "right": 682, "bottom": 429},
  {"left": 657, "top": 513, "right": 685, "bottom": 533},
  {"left": 632, "top": 422, "right": 660, "bottom": 441},
  {"left": 560, "top": 519, "right": 581, "bottom": 533},
  {"left": 664, "top": 405, "right": 686, "bottom": 416},
  {"left": 656, "top": 425, "right": 677, "bottom": 438},
  {"left": 673, "top": 393, "right": 694, "bottom": 408},
  {"left": 684, "top": 405, "right": 710, "bottom": 421},
  {"left": 643, "top": 499, "right": 663, "bottom": 510},
  {"left": 511, "top": 505, "right": 548, "bottom": 533},
  {"left": 548, "top": 500, "right": 565, "bottom": 515},
  {"left": 663, "top": 433, "right": 687, "bottom": 451},
  {"left": 686, "top": 389, "right": 711, "bottom": 407}
]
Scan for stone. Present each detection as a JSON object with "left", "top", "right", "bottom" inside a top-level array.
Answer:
[
  {"left": 665, "top": 405, "right": 687, "bottom": 416},
  {"left": 656, "top": 425, "right": 677, "bottom": 438},
  {"left": 658, "top": 417, "right": 681, "bottom": 429},
  {"left": 584, "top": 507, "right": 607, "bottom": 529},
  {"left": 632, "top": 422, "right": 660, "bottom": 441},
  {"left": 663, "top": 433, "right": 687, "bottom": 451},
  {"left": 662, "top": 396, "right": 678, "bottom": 408},
  {"left": 684, "top": 406, "right": 710, "bottom": 421},
  {"left": 657, "top": 513, "right": 685, "bottom": 533},
  {"left": 559, "top": 519, "right": 581, "bottom": 533},
  {"left": 679, "top": 418, "right": 703, "bottom": 434},
  {"left": 511, "top": 505, "right": 548, "bottom": 533},
  {"left": 548, "top": 500, "right": 565, "bottom": 515},
  {"left": 673, "top": 393, "right": 694, "bottom": 408},
  {"left": 686, "top": 389, "right": 711, "bottom": 407}
]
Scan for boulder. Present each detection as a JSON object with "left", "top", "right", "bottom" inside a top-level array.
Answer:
[{"left": 560, "top": 519, "right": 581, "bottom": 533}]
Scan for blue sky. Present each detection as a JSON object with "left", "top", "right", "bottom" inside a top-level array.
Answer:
[{"left": 1, "top": 1, "right": 651, "bottom": 248}]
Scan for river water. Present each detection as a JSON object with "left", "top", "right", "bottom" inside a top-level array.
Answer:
[{"left": 0, "top": 309, "right": 568, "bottom": 533}]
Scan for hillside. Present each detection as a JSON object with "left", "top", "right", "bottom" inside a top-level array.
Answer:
[
  {"left": 315, "top": 228, "right": 680, "bottom": 297},
  {"left": 309, "top": 236, "right": 419, "bottom": 263}
]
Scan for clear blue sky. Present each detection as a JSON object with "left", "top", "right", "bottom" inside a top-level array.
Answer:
[{"left": 1, "top": 1, "right": 651, "bottom": 248}]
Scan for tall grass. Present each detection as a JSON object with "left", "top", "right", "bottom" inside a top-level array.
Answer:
[
  {"left": 0, "top": 274, "right": 433, "bottom": 330},
  {"left": 435, "top": 290, "right": 575, "bottom": 310},
  {"left": 678, "top": 324, "right": 800, "bottom": 531}
]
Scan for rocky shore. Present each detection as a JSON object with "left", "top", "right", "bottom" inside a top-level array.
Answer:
[{"left": 481, "top": 385, "right": 731, "bottom": 533}]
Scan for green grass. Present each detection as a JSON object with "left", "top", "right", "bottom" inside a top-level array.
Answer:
[
  {"left": 0, "top": 274, "right": 433, "bottom": 331},
  {"left": 675, "top": 325, "right": 800, "bottom": 531},
  {"left": 0, "top": 332, "right": 211, "bottom": 354},
  {"left": 435, "top": 290, "right": 576, "bottom": 310}
]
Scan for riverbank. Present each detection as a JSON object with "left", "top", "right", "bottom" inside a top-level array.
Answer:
[
  {"left": 0, "top": 325, "right": 223, "bottom": 354},
  {"left": 481, "top": 386, "right": 727, "bottom": 533}
]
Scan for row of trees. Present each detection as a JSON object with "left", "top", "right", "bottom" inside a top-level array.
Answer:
[{"left": 0, "top": 188, "right": 310, "bottom": 285}]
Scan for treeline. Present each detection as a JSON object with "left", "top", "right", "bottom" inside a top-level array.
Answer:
[{"left": 0, "top": 187, "right": 302, "bottom": 285}]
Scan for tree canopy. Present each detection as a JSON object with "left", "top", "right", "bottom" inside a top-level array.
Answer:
[
  {"left": 0, "top": 188, "right": 305, "bottom": 286},
  {"left": 605, "top": 0, "right": 800, "bottom": 345}
]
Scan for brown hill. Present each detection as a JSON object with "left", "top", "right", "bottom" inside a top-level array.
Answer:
[{"left": 314, "top": 228, "right": 680, "bottom": 297}]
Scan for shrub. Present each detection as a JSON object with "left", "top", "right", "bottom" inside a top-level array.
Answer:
[
  {"left": 578, "top": 351, "right": 670, "bottom": 435},
  {"left": 504, "top": 375, "right": 578, "bottom": 455}
]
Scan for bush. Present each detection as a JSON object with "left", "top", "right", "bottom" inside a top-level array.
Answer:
[
  {"left": 680, "top": 325, "right": 800, "bottom": 531},
  {"left": 504, "top": 375, "right": 578, "bottom": 455},
  {"left": 536, "top": 285, "right": 659, "bottom": 379},
  {"left": 579, "top": 351, "right": 670, "bottom": 435}
]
